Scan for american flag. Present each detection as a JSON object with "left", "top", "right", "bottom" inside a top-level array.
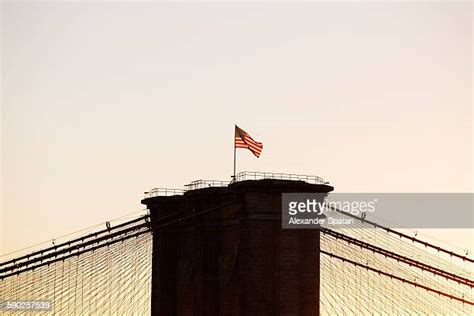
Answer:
[{"left": 235, "top": 125, "right": 263, "bottom": 158}]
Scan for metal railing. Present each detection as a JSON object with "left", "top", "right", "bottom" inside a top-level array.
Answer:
[
  {"left": 234, "top": 171, "right": 327, "bottom": 185},
  {"left": 184, "top": 179, "right": 230, "bottom": 191},
  {"left": 144, "top": 171, "right": 328, "bottom": 198},
  {"left": 144, "top": 188, "right": 185, "bottom": 199}
]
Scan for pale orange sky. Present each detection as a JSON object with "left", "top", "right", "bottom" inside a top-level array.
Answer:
[{"left": 1, "top": 2, "right": 473, "bottom": 255}]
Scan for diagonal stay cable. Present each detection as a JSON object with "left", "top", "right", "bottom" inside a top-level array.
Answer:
[
  {"left": 328, "top": 205, "right": 474, "bottom": 263},
  {"left": 321, "top": 250, "right": 474, "bottom": 306},
  {"left": 321, "top": 228, "right": 474, "bottom": 287}
]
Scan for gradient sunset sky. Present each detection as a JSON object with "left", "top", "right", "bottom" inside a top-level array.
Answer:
[{"left": 1, "top": 2, "right": 472, "bottom": 255}]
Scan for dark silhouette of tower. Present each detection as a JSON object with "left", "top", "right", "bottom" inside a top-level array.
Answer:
[{"left": 142, "top": 177, "right": 333, "bottom": 316}]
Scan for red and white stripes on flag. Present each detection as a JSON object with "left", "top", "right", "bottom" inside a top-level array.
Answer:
[{"left": 235, "top": 125, "right": 263, "bottom": 158}]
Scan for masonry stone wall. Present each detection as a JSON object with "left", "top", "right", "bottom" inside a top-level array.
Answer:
[{"left": 142, "top": 179, "right": 333, "bottom": 316}]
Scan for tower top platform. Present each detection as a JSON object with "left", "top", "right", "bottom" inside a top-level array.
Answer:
[{"left": 142, "top": 171, "right": 332, "bottom": 202}]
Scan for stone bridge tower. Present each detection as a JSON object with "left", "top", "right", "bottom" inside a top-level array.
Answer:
[{"left": 142, "top": 177, "right": 333, "bottom": 316}]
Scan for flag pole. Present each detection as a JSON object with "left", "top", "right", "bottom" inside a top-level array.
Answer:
[{"left": 233, "top": 125, "right": 237, "bottom": 179}]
